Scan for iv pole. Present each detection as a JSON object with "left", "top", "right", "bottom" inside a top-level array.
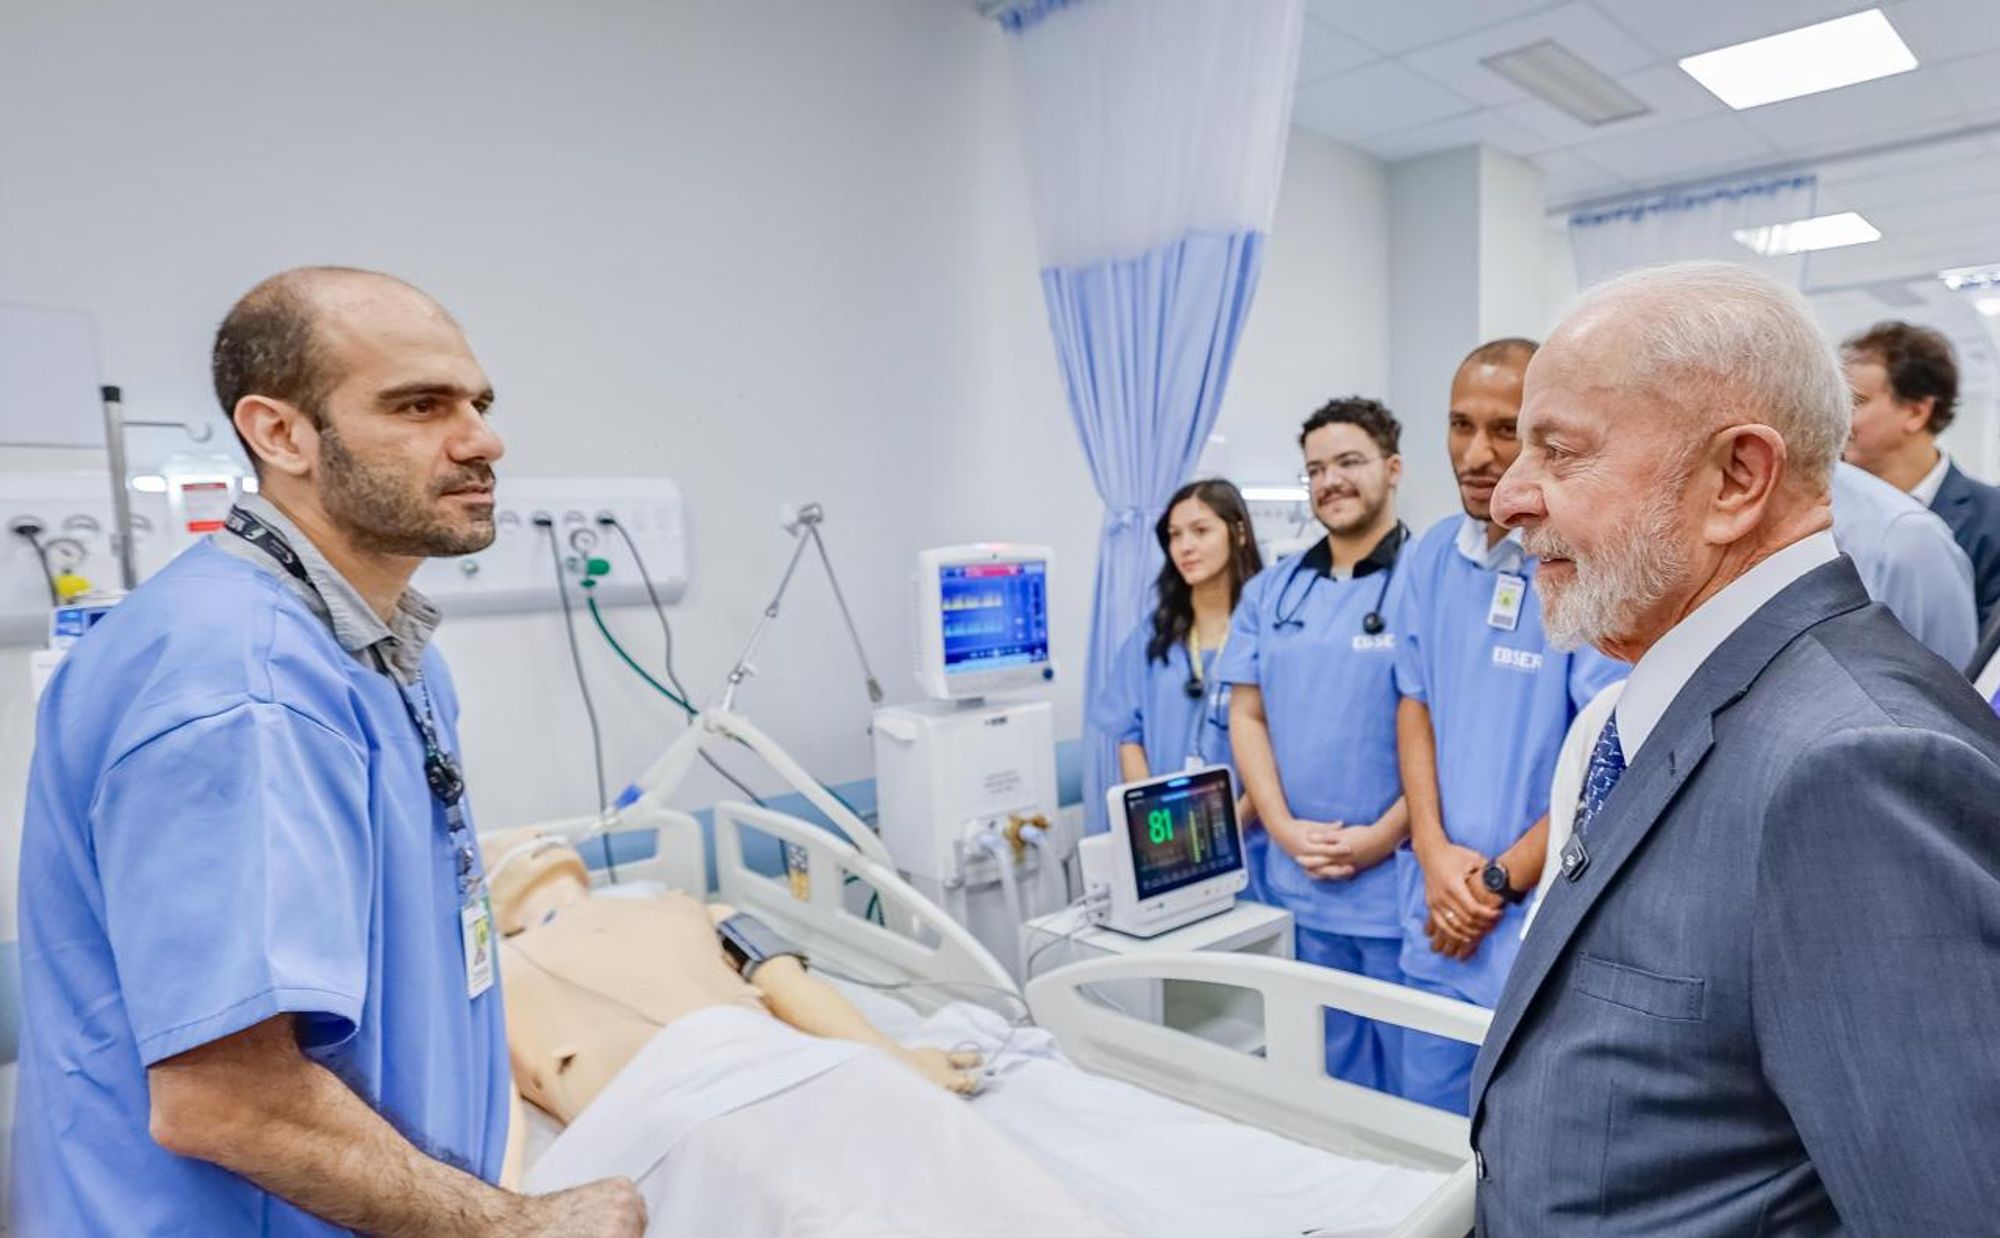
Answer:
[
  {"left": 99, "top": 383, "right": 218, "bottom": 591},
  {"left": 611, "top": 503, "right": 900, "bottom": 876}
]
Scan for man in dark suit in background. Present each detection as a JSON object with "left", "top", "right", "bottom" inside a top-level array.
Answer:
[
  {"left": 1842, "top": 319, "right": 2000, "bottom": 632},
  {"left": 1472, "top": 261, "right": 2000, "bottom": 1235}
]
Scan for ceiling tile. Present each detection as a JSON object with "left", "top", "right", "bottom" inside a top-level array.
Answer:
[
  {"left": 1592, "top": 0, "right": 1880, "bottom": 62},
  {"left": 1400, "top": 2, "right": 1660, "bottom": 108},
  {"left": 1884, "top": 0, "right": 2000, "bottom": 66},
  {"left": 1305, "top": 0, "right": 1559, "bottom": 56},
  {"left": 1563, "top": 110, "right": 1779, "bottom": 182},
  {"left": 1821, "top": 147, "right": 2000, "bottom": 220},
  {"left": 1296, "top": 14, "right": 1377, "bottom": 84},
  {"left": 1533, "top": 147, "right": 1632, "bottom": 205},
  {"left": 1818, "top": 131, "right": 1998, "bottom": 187},
  {"left": 1861, "top": 193, "right": 2000, "bottom": 236},
  {"left": 1290, "top": 60, "right": 1483, "bottom": 141},
  {"left": 1497, "top": 62, "right": 1728, "bottom": 149},
  {"left": 1934, "top": 47, "right": 2000, "bottom": 113},
  {"left": 1809, "top": 226, "right": 2000, "bottom": 287},
  {"left": 1353, "top": 108, "right": 1552, "bottom": 161},
  {"left": 1736, "top": 66, "right": 1964, "bottom": 154}
]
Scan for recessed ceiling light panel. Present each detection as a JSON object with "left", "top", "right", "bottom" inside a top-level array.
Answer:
[
  {"left": 1732, "top": 211, "right": 1881, "bottom": 256},
  {"left": 1681, "top": 9, "right": 1917, "bottom": 110}
]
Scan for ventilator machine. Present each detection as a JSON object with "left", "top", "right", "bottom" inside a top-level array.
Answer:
[{"left": 873, "top": 544, "right": 1069, "bottom": 978}]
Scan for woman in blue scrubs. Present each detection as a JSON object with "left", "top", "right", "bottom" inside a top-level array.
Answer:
[{"left": 1098, "top": 479, "right": 1269, "bottom": 901}]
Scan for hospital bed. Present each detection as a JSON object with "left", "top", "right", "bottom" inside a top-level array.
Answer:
[{"left": 492, "top": 801, "right": 1485, "bottom": 1238}]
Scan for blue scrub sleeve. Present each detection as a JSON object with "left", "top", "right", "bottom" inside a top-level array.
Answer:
[
  {"left": 1392, "top": 557, "right": 1431, "bottom": 702},
  {"left": 1214, "top": 570, "right": 1266, "bottom": 686},
  {"left": 1566, "top": 645, "right": 1629, "bottom": 711},
  {"left": 94, "top": 702, "right": 373, "bottom": 1066},
  {"left": 1094, "top": 628, "right": 1148, "bottom": 747}
]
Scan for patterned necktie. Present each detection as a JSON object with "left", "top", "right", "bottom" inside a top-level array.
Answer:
[
  {"left": 1560, "top": 713, "right": 1626, "bottom": 882},
  {"left": 1576, "top": 713, "right": 1627, "bottom": 836}
]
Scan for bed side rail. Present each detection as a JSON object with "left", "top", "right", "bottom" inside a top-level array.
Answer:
[
  {"left": 712, "top": 800, "right": 1017, "bottom": 1000},
  {"left": 1026, "top": 951, "right": 1487, "bottom": 1171},
  {"left": 488, "top": 801, "right": 707, "bottom": 894}
]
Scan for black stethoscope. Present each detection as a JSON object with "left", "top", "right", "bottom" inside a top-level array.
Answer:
[
  {"left": 1272, "top": 522, "right": 1404, "bottom": 636},
  {"left": 1182, "top": 633, "right": 1222, "bottom": 700},
  {"left": 1180, "top": 636, "right": 1231, "bottom": 765}
]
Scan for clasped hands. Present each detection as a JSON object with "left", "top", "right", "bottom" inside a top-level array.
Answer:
[
  {"left": 1267, "top": 815, "right": 1400, "bottom": 881},
  {"left": 1419, "top": 841, "right": 1503, "bottom": 961}
]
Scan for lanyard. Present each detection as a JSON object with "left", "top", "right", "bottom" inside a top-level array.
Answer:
[
  {"left": 1182, "top": 634, "right": 1228, "bottom": 767},
  {"left": 223, "top": 506, "right": 482, "bottom": 897},
  {"left": 1183, "top": 630, "right": 1223, "bottom": 693}
]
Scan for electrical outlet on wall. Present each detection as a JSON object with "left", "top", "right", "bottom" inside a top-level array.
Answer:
[
  {"left": 0, "top": 473, "right": 689, "bottom": 647},
  {"left": 411, "top": 476, "right": 688, "bottom": 617}
]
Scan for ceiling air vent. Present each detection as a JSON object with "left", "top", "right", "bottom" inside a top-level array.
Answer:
[{"left": 1483, "top": 39, "right": 1650, "bottom": 126}]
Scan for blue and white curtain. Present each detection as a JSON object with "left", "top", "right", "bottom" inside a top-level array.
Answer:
[
  {"left": 1568, "top": 174, "right": 1820, "bottom": 289},
  {"left": 996, "top": 0, "right": 1303, "bottom": 831}
]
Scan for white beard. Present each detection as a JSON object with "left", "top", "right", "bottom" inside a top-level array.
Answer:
[{"left": 1528, "top": 480, "right": 1689, "bottom": 652}]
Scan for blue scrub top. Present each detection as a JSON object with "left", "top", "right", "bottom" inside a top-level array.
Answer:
[
  {"left": 1392, "top": 515, "right": 1626, "bottom": 1004},
  {"left": 1217, "top": 536, "right": 1405, "bottom": 939},
  {"left": 14, "top": 541, "right": 510, "bottom": 1235},
  {"left": 1095, "top": 623, "right": 1234, "bottom": 780}
]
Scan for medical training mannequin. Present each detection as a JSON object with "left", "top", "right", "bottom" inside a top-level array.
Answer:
[{"left": 483, "top": 830, "right": 981, "bottom": 1125}]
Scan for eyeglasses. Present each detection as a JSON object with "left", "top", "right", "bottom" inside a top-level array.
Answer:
[{"left": 1300, "top": 454, "right": 1385, "bottom": 485}]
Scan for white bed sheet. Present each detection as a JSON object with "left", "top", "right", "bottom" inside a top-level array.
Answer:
[
  {"left": 829, "top": 979, "right": 1447, "bottom": 1238},
  {"left": 516, "top": 980, "right": 1447, "bottom": 1238},
  {"left": 525, "top": 1003, "right": 1129, "bottom": 1236}
]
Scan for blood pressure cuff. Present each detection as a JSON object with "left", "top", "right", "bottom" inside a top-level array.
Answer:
[{"left": 715, "top": 912, "right": 806, "bottom": 982}]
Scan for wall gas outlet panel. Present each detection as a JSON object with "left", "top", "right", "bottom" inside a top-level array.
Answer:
[{"left": 1, "top": 473, "right": 689, "bottom": 646}]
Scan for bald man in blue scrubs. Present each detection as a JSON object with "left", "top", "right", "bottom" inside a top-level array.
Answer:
[
  {"left": 1393, "top": 340, "right": 1625, "bottom": 1115},
  {"left": 14, "top": 268, "right": 642, "bottom": 1235}
]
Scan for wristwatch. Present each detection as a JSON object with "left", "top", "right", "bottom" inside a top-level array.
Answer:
[{"left": 1481, "top": 860, "right": 1526, "bottom": 905}]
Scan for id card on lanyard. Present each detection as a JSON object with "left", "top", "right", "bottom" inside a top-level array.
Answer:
[
  {"left": 1183, "top": 634, "right": 1226, "bottom": 771},
  {"left": 224, "top": 505, "right": 494, "bottom": 1000},
  {"left": 1488, "top": 572, "right": 1526, "bottom": 632}
]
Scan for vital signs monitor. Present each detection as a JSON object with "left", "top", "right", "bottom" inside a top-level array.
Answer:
[
  {"left": 912, "top": 544, "right": 1055, "bottom": 701},
  {"left": 1083, "top": 765, "right": 1246, "bottom": 937}
]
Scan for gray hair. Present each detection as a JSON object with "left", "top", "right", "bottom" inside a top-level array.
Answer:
[{"left": 1560, "top": 261, "right": 1850, "bottom": 489}]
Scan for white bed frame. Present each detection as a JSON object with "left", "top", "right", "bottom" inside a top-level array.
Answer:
[{"left": 493, "top": 804, "right": 1481, "bottom": 1238}]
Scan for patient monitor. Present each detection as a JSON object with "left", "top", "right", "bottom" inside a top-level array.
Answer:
[
  {"left": 910, "top": 543, "right": 1055, "bottom": 701},
  {"left": 876, "top": 543, "right": 1067, "bottom": 978},
  {"left": 1082, "top": 766, "right": 1246, "bottom": 937}
]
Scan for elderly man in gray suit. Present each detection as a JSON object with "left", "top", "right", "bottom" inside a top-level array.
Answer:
[{"left": 1472, "top": 260, "right": 2000, "bottom": 1235}]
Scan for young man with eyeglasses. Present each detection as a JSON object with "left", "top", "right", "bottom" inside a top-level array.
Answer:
[{"left": 1218, "top": 397, "right": 1411, "bottom": 1093}]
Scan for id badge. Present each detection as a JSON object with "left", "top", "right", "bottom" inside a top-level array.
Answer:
[
  {"left": 1488, "top": 572, "right": 1526, "bottom": 631},
  {"left": 462, "top": 896, "right": 496, "bottom": 1000}
]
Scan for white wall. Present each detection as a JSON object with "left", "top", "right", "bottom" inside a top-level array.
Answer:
[
  {"left": 1211, "top": 128, "right": 1390, "bottom": 488},
  {"left": 0, "top": 2, "right": 1396, "bottom": 911},
  {"left": 1386, "top": 145, "right": 1558, "bottom": 531},
  {"left": 1387, "top": 149, "right": 1484, "bottom": 529}
]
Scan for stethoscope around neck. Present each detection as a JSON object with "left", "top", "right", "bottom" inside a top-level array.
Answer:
[
  {"left": 1272, "top": 522, "right": 1404, "bottom": 637},
  {"left": 1180, "top": 637, "right": 1230, "bottom": 765}
]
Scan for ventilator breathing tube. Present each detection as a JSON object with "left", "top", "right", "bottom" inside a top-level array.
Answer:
[{"left": 978, "top": 829, "right": 1027, "bottom": 936}]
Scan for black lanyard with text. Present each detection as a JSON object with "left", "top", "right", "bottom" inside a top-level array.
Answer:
[{"left": 223, "top": 506, "right": 481, "bottom": 896}]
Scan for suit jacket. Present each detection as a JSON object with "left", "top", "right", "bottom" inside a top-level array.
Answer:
[
  {"left": 1969, "top": 608, "right": 2000, "bottom": 682},
  {"left": 1470, "top": 558, "right": 2000, "bottom": 1236},
  {"left": 1930, "top": 460, "right": 2000, "bottom": 632}
]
